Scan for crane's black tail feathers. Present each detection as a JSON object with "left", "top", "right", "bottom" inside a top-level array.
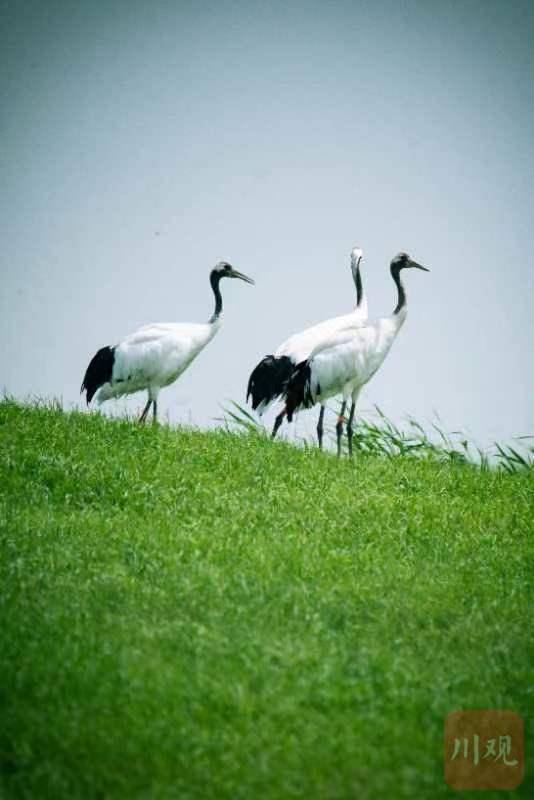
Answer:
[
  {"left": 284, "top": 360, "right": 316, "bottom": 422},
  {"left": 80, "top": 345, "right": 115, "bottom": 405},
  {"left": 246, "top": 355, "right": 294, "bottom": 412}
]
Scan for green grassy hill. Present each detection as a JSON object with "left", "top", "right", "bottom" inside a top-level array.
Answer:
[{"left": 1, "top": 400, "right": 533, "bottom": 799}]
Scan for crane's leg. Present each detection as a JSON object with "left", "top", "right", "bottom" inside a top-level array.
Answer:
[
  {"left": 139, "top": 398, "right": 152, "bottom": 423},
  {"left": 347, "top": 401, "right": 356, "bottom": 458},
  {"left": 152, "top": 400, "right": 158, "bottom": 424},
  {"left": 336, "top": 401, "right": 346, "bottom": 458},
  {"left": 316, "top": 405, "right": 325, "bottom": 450},
  {"left": 347, "top": 390, "right": 361, "bottom": 458},
  {"left": 271, "top": 409, "right": 286, "bottom": 439}
]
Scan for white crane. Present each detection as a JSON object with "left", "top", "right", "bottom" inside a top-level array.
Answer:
[
  {"left": 246, "top": 247, "right": 367, "bottom": 448},
  {"left": 283, "top": 252, "right": 429, "bottom": 457},
  {"left": 81, "top": 262, "right": 255, "bottom": 422}
]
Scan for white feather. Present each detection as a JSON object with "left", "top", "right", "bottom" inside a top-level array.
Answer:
[
  {"left": 275, "top": 307, "right": 367, "bottom": 363},
  {"left": 96, "top": 320, "right": 220, "bottom": 403},
  {"left": 306, "top": 311, "right": 406, "bottom": 404}
]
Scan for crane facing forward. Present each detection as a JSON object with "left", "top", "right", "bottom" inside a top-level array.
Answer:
[
  {"left": 81, "top": 262, "right": 255, "bottom": 422},
  {"left": 283, "top": 252, "right": 429, "bottom": 457},
  {"left": 246, "top": 247, "right": 367, "bottom": 448}
]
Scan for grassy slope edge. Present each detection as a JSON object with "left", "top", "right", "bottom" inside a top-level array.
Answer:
[{"left": 0, "top": 400, "right": 533, "bottom": 800}]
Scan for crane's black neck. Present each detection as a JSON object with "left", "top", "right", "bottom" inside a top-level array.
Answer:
[
  {"left": 353, "top": 258, "right": 363, "bottom": 308},
  {"left": 356, "top": 265, "right": 363, "bottom": 307},
  {"left": 391, "top": 264, "right": 407, "bottom": 315},
  {"left": 209, "top": 271, "right": 223, "bottom": 323}
]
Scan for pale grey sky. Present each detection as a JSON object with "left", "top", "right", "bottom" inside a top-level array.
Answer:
[{"left": 1, "top": 0, "right": 533, "bottom": 448}]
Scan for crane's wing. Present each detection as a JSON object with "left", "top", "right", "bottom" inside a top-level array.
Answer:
[
  {"left": 308, "top": 326, "right": 363, "bottom": 359},
  {"left": 112, "top": 323, "right": 214, "bottom": 385},
  {"left": 308, "top": 324, "right": 385, "bottom": 400},
  {"left": 275, "top": 309, "right": 367, "bottom": 363},
  {"left": 121, "top": 322, "right": 200, "bottom": 346}
]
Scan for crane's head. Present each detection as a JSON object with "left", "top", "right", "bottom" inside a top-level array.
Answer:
[
  {"left": 212, "top": 261, "right": 255, "bottom": 285},
  {"left": 351, "top": 246, "right": 363, "bottom": 264},
  {"left": 391, "top": 252, "right": 429, "bottom": 272}
]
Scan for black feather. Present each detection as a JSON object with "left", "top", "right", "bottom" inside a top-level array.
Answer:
[
  {"left": 246, "top": 355, "right": 294, "bottom": 411},
  {"left": 284, "top": 360, "right": 314, "bottom": 422},
  {"left": 81, "top": 346, "right": 115, "bottom": 405}
]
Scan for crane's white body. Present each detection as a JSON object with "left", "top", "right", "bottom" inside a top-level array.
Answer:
[
  {"left": 82, "top": 261, "right": 254, "bottom": 421},
  {"left": 256, "top": 247, "right": 368, "bottom": 416},
  {"left": 304, "top": 308, "right": 406, "bottom": 406},
  {"left": 275, "top": 299, "right": 369, "bottom": 365},
  {"left": 96, "top": 319, "right": 221, "bottom": 403},
  {"left": 283, "top": 252, "right": 429, "bottom": 457}
]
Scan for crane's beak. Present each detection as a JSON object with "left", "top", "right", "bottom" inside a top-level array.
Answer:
[
  {"left": 229, "top": 269, "right": 255, "bottom": 285},
  {"left": 409, "top": 259, "right": 430, "bottom": 272}
]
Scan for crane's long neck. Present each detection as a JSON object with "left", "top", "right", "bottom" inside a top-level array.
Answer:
[
  {"left": 209, "top": 272, "right": 223, "bottom": 324},
  {"left": 374, "top": 264, "right": 408, "bottom": 357},
  {"left": 391, "top": 265, "right": 407, "bottom": 318},
  {"left": 351, "top": 254, "right": 366, "bottom": 311}
]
